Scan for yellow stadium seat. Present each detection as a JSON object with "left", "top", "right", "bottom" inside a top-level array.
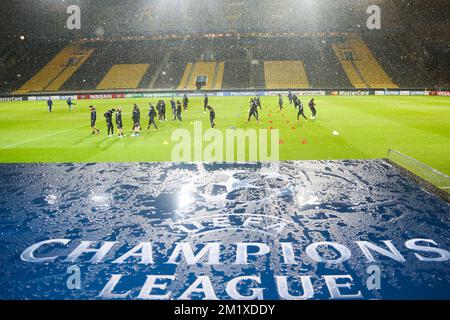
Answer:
[
  {"left": 97, "top": 64, "right": 149, "bottom": 90},
  {"left": 18, "top": 44, "right": 94, "bottom": 93},
  {"left": 178, "top": 62, "right": 225, "bottom": 90},
  {"left": 333, "top": 36, "right": 398, "bottom": 88},
  {"left": 264, "top": 61, "right": 309, "bottom": 89}
]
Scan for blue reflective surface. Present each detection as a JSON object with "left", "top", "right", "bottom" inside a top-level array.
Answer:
[{"left": 0, "top": 160, "right": 449, "bottom": 300}]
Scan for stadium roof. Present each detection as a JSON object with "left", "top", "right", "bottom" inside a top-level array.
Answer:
[{"left": 0, "top": 0, "right": 448, "bottom": 40}]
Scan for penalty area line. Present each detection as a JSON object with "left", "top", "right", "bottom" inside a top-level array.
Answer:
[{"left": 0, "top": 124, "right": 87, "bottom": 151}]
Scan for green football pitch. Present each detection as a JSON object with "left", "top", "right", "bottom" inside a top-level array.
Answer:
[{"left": 0, "top": 95, "right": 449, "bottom": 175}]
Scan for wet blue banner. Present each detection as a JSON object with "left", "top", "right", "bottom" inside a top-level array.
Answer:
[{"left": 0, "top": 160, "right": 449, "bottom": 300}]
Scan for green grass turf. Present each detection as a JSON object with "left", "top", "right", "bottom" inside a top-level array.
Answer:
[{"left": 0, "top": 96, "right": 449, "bottom": 175}]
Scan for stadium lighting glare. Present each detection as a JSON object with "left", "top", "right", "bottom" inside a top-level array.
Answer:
[
  {"left": 178, "top": 183, "right": 196, "bottom": 209},
  {"left": 296, "top": 189, "right": 319, "bottom": 207},
  {"left": 90, "top": 193, "right": 111, "bottom": 208},
  {"left": 178, "top": 192, "right": 195, "bottom": 209},
  {"left": 45, "top": 194, "right": 58, "bottom": 205}
]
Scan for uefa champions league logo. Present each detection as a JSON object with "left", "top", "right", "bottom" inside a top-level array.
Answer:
[
  {"left": 20, "top": 235, "right": 449, "bottom": 300},
  {"left": 170, "top": 214, "right": 293, "bottom": 238},
  {"left": 15, "top": 161, "right": 450, "bottom": 300}
]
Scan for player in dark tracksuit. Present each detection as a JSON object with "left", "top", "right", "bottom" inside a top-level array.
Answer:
[
  {"left": 256, "top": 95, "right": 262, "bottom": 110},
  {"left": 67, "top": 97, "right": 76, "bottom": 111},
  {"left": 90, "top": 106, "right": 100, "bottom": 135},
  {"left": 105, "top": 109, "right": 115, "bottom": 136},
  {"left": 254, "top": 98, "right": 260, "bottom": 118},
  {"left": 116, "top": 108, "right": 124, "bottom": 137},
  {"left": 132, "top": 105, "right": 141, "bottom": 136},
  {"left": 296, "top": 99, "right": 307, "bottom": 121},
  {"left": 183, "top": 94, "right": 189, "bottom": 111},
  {"left": 176, "top": 100, "right": 182, "bottom": 121},
  {"left": 247, "top": 99, "right": 259, "bottom": 122},
  {"left": 293, "top": 94, "right": 300, "bottom": 109},
  {"left": 161, "top": 100, "right": 166, "bottom": 121},
  {"left": 308, "top": 98, "right": 317, "bottom": 119},
  {"left": 47, "top": 98, "right": 53, "bottom": 112},
  {"left": 204, "top": 94, "right": 208, "bottom": 112},
  {"left": 249, "top": 98, "right": 259, "bottom": 119},
  {"left": 207, "top": 106, "right": 216, "bottom": 128},
  {"left": 147, "top": 104, "right": 158, "bottom": 130},
  {"left": 132, "top": 103, "right": 142, "bottom": 130},
  {"left": 170, "top": 99, "right": 176, "bottom": 120},
  {"left": 156, "top": 100, "right": 161, "bottom": 121},
  {"left": 288, "top": 91, "right": 293, "bottom": 104},
  {"left": 278, "top": 94, "right": 283, "bottom": 110},
  {"left": 156, "top": 101, "right": 162, "bottom": 121}
]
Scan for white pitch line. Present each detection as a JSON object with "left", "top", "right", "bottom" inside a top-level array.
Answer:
[{"left": 0, "top": 124, "right": 87, "bottom": 151}]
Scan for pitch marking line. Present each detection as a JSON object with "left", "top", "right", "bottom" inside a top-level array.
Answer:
[{"left": 0, "top": 124, "right": 87, "bottom": 151}]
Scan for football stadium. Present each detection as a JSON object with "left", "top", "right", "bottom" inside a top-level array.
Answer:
[{"left": 0, "top": 0, "right": 449, "bottom": 307}]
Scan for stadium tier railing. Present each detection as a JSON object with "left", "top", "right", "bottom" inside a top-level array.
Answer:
[{"left": 387, "top": 149, "right": 450, "bottom": 194}]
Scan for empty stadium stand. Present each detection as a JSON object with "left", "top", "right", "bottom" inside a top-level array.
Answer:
[
  {"left": 0, "top": 39, "right": 67, "bottom": 93},
  {"left": 251, "top": 37, "right": 350, "bottom": 89},
  {"left": 97, "top": 64, "right": 149, "bottom": 90},
  {"left": 153, "top": 47, "right": 200, "bottom": 90},
  {"left": 264, "top": 61, "right": 309, "bottom": 89},
  {"left": 0, "top": 0, "right": 446, "bottom": 94},
  {"left": 333, "top": 36, "right": 398, "bottom": 89},
  {"left": 61, "top": 42, "right": 112, "bottom": 91},
  {"left": 0, "top": 33, "right": 442, "bottom": 94},
  {"left": 222, "top": 62, "right": 250, "bottom": 89},
  {"left": 16, "top": 44, "right": 94, "bottom": 93},
  {"left": 62, "top": 41, "right": 166, "bottom": 91},
  {"left": 363, "top": 33, "right": 433, "bottom": 88},
  {"left": 307, "top": 38, "right": 353, "bottom": 89},
  {"left": 214, "top": 62, "right": 225, "bottom": 89},
  {"left": 178, "top": 62, "right": 225, "bottom": 90},
  {"left": 251, "top": 62, "right": 266, "bottom": 89},
  {"left": 178, "top": 62, "right": 194, "bottom": 90}
]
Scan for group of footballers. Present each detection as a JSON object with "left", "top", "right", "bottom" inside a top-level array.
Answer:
[
  {"left": 283, "top": 90, "right": 317, "bottom": 121},
  {"left": 49, "top": 91, "right": 317, "bottom": 138},
  {"left": 47, "top": 97, "right": 76, "bottom": 113},
  {"left": 88, "top": 94, "right": 217, "bottom": 137},
  {"left": 247, "top": 91, "right": 317, "bottom": 123}
]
